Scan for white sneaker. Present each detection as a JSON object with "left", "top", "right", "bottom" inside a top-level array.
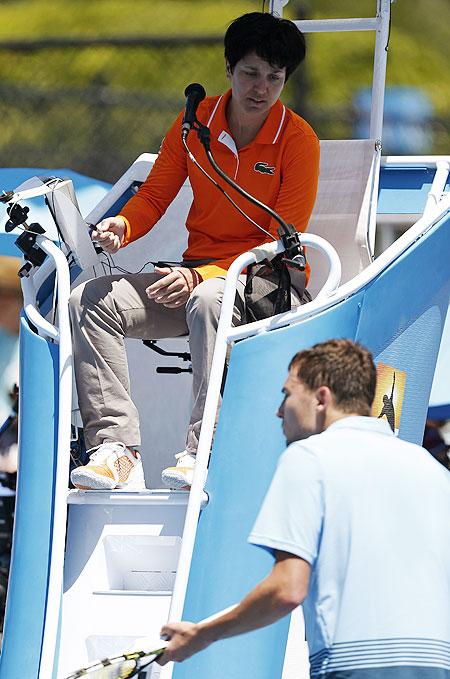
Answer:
[
  {"left": 70, "top": 441, "right": 146, "bottom": 491},
  {"left": 161, "top": 451, "right": 196, "bottom": 489}
]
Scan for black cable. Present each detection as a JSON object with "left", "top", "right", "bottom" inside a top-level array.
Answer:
[
  {"left": 97, "top": 249, "right": 160, "bottom": 276},
  {"left": 189, "top": 118, "right": 291, "bottom": 234},
  {"left": 184, "top": 118, "right": 306, "bottom": 272},
  {"left": 100, "top": 258, "right": 109, "bottom": 277},
  {"left": 182, "top": 136, "right": 276, "bottom": 242},
  {"left": 111, "top": 260, "right": 158, "bottom": 275},
  {"left": 385, "top": 1, "right": 392, "bottom": 52},
  {"left": 204, "top": 142, "right": 287, "bottom": 232},
  {"left": 100, "top": 251, "right": 114, "bottom": 275}
]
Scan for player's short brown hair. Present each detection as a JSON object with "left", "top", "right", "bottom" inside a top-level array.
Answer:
[{"left": 289, "top": 339, "right": 377, "bottom": 416}]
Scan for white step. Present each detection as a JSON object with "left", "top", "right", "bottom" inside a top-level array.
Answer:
[
  {"left": 58, "top": 489, "right": 203, "bottom": 678},
  {"left": 62, "top": 591, "right": 172, "bottom": 670}
]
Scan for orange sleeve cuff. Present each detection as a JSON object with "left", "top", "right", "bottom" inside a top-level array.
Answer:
[
  {"left": 117, "top": 215, "right": 131, "bottom": 247},
  {"left": 194, "top": 263, "right": 228, "bottom": 281}
]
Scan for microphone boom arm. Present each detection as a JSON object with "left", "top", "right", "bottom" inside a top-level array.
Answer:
[{"left": 188, "top": 119, "right": 306, "bottom": 271}]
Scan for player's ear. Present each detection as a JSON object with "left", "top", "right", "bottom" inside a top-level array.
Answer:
[
  {"left": 315, "top": 386, "right": 332, "bottom": 410},
  {"left": 225, "top": 60, "right": 232, "bottom": 80}
]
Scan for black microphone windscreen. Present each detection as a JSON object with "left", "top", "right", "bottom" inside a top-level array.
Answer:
[{"left": 184, "top": 83, "right": 206, "bottom": 100}]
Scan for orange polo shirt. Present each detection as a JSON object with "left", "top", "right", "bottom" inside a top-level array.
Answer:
[{"left": 119, "top": 89, "right": 319, "bottom": 281}]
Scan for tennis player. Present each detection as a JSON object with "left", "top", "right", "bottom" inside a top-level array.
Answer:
[{"left": 159, "top": 339, "right": 450, "bottom": 678}]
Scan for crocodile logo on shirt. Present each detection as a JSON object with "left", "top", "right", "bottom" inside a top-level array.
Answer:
[{"left": 254, "top": 161, "right": 276, "bottom": 175}]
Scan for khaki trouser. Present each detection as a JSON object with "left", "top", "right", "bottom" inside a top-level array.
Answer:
[{"left": 69, "top": 273, "right": 247, "bottom": 453}]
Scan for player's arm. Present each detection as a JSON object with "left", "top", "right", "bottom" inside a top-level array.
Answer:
[{"left": 158, "top": 550, "right": 310, "bottom": 664}]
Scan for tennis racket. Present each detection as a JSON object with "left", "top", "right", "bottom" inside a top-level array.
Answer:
[
  {"left": 63, "top": 644, "right": 168, "bottom": 678},
  {"left": 64, "top": 603, "right": 237, "bottom": 678}
]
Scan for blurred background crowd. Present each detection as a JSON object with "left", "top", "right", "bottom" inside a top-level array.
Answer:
[{"left": 0, "top": 0, "right": 448, "bottom": 183}]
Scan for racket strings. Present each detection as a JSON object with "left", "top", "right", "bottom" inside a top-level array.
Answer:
[{"left": 65, "top": 648, "right": 163, "bottom": 679}]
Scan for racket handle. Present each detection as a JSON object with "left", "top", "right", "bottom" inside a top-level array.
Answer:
[{"left": 138, "top": 603, "right": 238, "bottom": 653}]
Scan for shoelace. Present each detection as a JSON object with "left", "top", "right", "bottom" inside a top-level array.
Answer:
[{"left": 88, "top": 441, "right": 127, "bottom": 463}]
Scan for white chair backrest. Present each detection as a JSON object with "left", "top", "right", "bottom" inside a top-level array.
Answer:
[
  {"left": 306, "top": 139, "right": 378, "bottom": 297},
  {"left": 88, "top": 143, "right": 379, "bottom": 299}
]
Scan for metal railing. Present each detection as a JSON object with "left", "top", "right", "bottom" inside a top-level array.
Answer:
[
  {"left": 165, "top": 233, "right": 341, "bottom": 679},
  {"left": 20, "top": 237, "right": 73, "bottom": 679}
]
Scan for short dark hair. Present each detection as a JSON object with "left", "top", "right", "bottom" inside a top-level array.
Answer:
[
  {"left": 289, "top": 339, "right": 377, "bottom": 416},
  {"left": 224, "top": 12, "right": 306, "bottom": 82}
]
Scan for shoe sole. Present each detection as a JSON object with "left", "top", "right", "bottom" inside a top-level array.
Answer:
[
  {"left": 71, "top": 465, "right": 146, "bottom": 492},
  {"left": 71, "top": 471, "right": 117, "bottom": 491},
  {"left": 161, "top": 472, "right": 192, "bottom": 490}
]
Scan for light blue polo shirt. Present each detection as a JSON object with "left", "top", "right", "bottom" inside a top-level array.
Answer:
[{"left": 249, "top": 416, "right": 450, "bottom": 678}]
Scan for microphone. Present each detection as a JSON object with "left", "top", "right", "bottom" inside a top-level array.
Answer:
[{"left": 182, "top": 83, "right": 206, "bottom": 138}]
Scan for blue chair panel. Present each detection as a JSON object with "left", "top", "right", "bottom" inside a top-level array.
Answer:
[
  {"left": 175, "top": 296, "right": 364, "bottom": 679},
  {"left": 356, "top": 211, "right": 450, "bottom": 442},
  {"left": 0, "top": 317, "right": 59, "bottom": 679},
  {"left": 175, "top": 211, "right": 450, "bottom": 679},
  {"left": 378, "top": 165, "right": 450, "bottom": 215}
]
